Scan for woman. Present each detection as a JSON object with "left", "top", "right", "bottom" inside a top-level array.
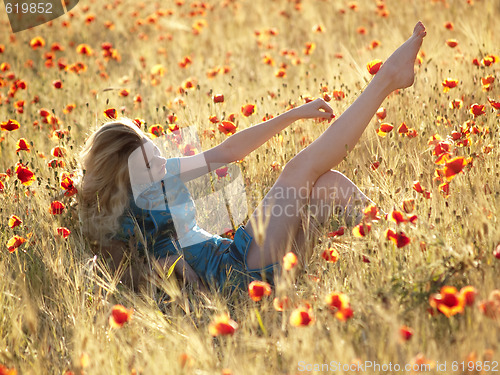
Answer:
[{"left": 78, "top": 22, "right": 426, "bottom": 291}]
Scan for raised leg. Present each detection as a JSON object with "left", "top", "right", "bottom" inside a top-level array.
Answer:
[{"left": 244, "top": 22, "right": 426, "bottom": 269}]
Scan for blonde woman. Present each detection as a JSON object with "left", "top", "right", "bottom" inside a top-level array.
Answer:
[{"left": 78, "top": 22, "right": 426, "bottom": 291}]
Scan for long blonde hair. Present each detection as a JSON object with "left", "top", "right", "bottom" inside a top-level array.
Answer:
[{"left": 79, "top": 118, "right": 147, "bottom": 245}]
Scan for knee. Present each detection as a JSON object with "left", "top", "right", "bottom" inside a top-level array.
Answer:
[{"left": 310, "top": 170, "right": 343, "bottom": 202}]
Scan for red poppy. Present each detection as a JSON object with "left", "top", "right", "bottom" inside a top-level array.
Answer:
[
  {"left": 385, "top": 229, "right": 411, "bottom": 248},
  {"left": 104, "top": 108, "right": 117, "bottom": 119},
  {"left": 30, "top": 36, "right": 45, "bottom": 49},
  {"left": 61, "top": 176, "right": 78, "bottom": 196},
  {"left": 413, "top": 180, "right": 424, "bottom": 194},
  {"left": 327, "top": 226, "right": 345, "bottom": 238},
  {"left": 76, "top": 44, "right": 93, "bottom": 56},
  {"left": 376, "top": 123, "right": 394, "bottom": 137},
  {"left": 363, "top": 204, "right": 382, "bottom": 221},
  {"left": 1, "top": 119, "right": 20, "bottom": 131},
  {"left": 325, "top": 291, "right": 353, "bottom": 322},
  {"left": 481, "top": 75, "right": 495, "bottom": 91},
  {"left": 352, "top": 223, "right": 371, "bottom": 237},
  {"left": 248, "top": 280, "right": 272, "bottom": 301},
  {"left": 208, "top": 313, "right": 238, "bottom": 336},
  {"left": 218, "top": 121, "right": 237, "bottom": 135},
  {"left": 109, "top": 304, "right": 133, "bottom": 328},
  {"left": 449, "top": 99, "right": 463, "bottom": 109},
  {"left": 51, "top": 146, "right": 66, "bottom": 158},
  {"left": 7, "top": 235, "right": 27, "bottom": 253},
  {"left": 443, "top": 156, "right": 467, "bottom": 181},
  {"left": 399, "top": 325, "right": 414, "bottom": 341},
  {"left": 50, "top": 201, "right": 65, "bottom": 215},
  {"left": 241, "top": 104, "right": 256, "bottom": 117},
  {"left": 56, "top": 227, "right": 71, "bottom": 239},
  {"left": 183, "top": 144, "right": 196, "bottom": 156},
  {"left": 8, "top": 215, "right": 22, "bottom": 228},
  {"left": 444, "top": 21, "right": 454, "bottom": 30},
  {"left": 460, "top": 286, "right": 477, "bottom": 306},
  {"left": 376, "top": 107, "right": 386, "bottom": 120},
  {"left": 16, "top": 138, "right": 30, "bottom": 152},
  {"left": 442, "top": 78, "right": 458, "bottom": 92},
  {"left": 273, "top": 296, "right": 290, "bottom": 311},
  {"left": 429, "top": 286, "right": 465, "bottom": 317},
  {"left": 398, "top": 122, "right": 409, "bottom": 135},
  {"left": 213, "top": 94, "right": 224, "bottom": 103},
  {"left": 290, "top": 305, "right": 315, "bottom": 327},
  {"left": 469, "top": 103, "right": 486, "bottom": 117},
  {"left": 52, "top": 80, "right": 63, "bottom": 89},
  {"left": 322, "top": 247, "right": 339, "bottom": 263},
  {"left": 367, "top": 59, "right": 383, "bottom": 75},
  {"left": 283, "top": 252, "right": 298, "bottom": 270},
  {"left": 332, "top": 90, "right": 345, "bottom": 100},
  {"left": 494, "top": 243, "right": 500, "bottom": 259},
  {"left": 148, "top": 124, "right": 164, "bottom": 138},
  {"left": 446, "top": 39, "right": 458, "bottom": 48},
  {"left": 388, "top": 210, "right": 407, "bottom": 225},
  {"left": 487, "top": 98, "right": 500, "bottom": 110},
  {"left": 15, "top": 164, "right": 35, "bottom": 186}
]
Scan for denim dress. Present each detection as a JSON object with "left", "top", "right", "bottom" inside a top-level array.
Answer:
[{"left": 113, "top": 157, "right": 275, "bottom": 290}]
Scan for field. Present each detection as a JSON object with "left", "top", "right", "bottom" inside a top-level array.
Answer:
[{"left": 1, "top": 0, "right": 499, "bottom": 374}]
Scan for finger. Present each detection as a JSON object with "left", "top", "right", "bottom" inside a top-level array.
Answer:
[{"left": 318, "top": 101, "right": 334, "bottom": 114}]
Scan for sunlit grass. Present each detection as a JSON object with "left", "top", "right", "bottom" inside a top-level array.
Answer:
[{"left": 0, "top": 0, "right": 499, "bottom": 373}]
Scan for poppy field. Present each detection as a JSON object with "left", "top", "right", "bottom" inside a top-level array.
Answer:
[{"left": 0, "top": 0, "right": 499, "bottom": 374}]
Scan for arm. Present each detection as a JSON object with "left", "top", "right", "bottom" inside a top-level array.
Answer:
[{"left": 178, "top": 99, "right": 333, "bottom": 182}]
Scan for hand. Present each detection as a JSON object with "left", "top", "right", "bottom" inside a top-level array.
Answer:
[{"left": 291, "top": 98, "right": 334, "bottom": 121}]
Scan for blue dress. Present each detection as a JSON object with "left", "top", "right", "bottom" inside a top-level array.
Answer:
[{"left": 113, "top": 157, "right": 276, "bottom": 290}]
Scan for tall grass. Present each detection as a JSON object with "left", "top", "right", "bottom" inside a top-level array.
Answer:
[{"left": 0, "top": 0, "right": 499, "bottom": 373}]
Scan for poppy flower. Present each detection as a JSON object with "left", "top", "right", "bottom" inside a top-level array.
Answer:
[
  {"left": 15, "top": 164, "right": 35, "bottom": 186},
  {"left": 325, "top": 291, "right": 353, "bottom": 322},
  {"left": 442, "top": 78, "right": 458, "bottom": 93},
  {"left": 399, "top": 325, "right": 414, "bottom": 341},
  {"left": 273, "top": 296, "right": 290, "bottom": 311},
  {"left": 8, "top": 215, "right": 22, "bottom": 228},
  {"left": 367, "top": 59, "right": 383, "bottom": 75},
  {"left": 7, "top": 235, "right": 27, "bottom": 253},
  {"left": 481, "top": 75, "right": 495, "bottom": 91},
  {"left": 303, "top": 42, "right": 316, "bottom": 55},
  {"left": 248, "top": 280, "right": 272, "bottom": 301},
  {"left": 444, "top": 21, "right": 454, "bottom": 30},
  {"left": 376, "top": 107, "right": 386, "bottom": 120},
  {"left": 429, "top": 286, "right": 465, "bottom": 317},
  {"left": 385, "top": 229, "right": 411, "bottom": 248},
  {"left": 52, "top": 80, "right": 63, "bottom": 89},
  {"left": 104, "top": 108, "right": 117, "bottom": 119},
  {"left": 388, "top": 210, "right": 407, "bottom": 225},
  {"left": 61, "top": 176, "right": 78, "bottom": 196},
  {"left": 322, "top": 247, "right": 339, "bottom": 263},
  {"left": 56, "top": 227, "right": 71, "bottom": 239},
  {"left": 218, "top": 121, "right": 237, "bottom": 135},
  {"left": 213, "top": 94, "right": 224, "bottom": 103},
  {"left": 376, "top": 123, "right": 394, "bottom": 137},
  {"left": 443, "top": 156, "right": 467, "bottom": 181},
  {"left": 494, "top": 243, "right": 500, "bottom": 259},
  {"left": 208, "top": 313, "right": 238, "bottom": 336},
  {"left": 446, "top": 39, "right": 458, "bottom": 48},
  {"left": 275, "top": 68, "right": 286, "bottom": 78},
  {"left": 481, "top": 54, "right": 499, "bottom": 67},
  {"left": 241, "top": 104, "right": 256, "bottom": 117},
  {"left": 183, "top": 144, "right": 196, "bottom": 156},
  {"left": 283, "top": 252, "right": 298, "bottom": 270},
  {"left": 460, "top": 286, "right": 477, "bottom": 306},
  {"left": 0, "top": 180, "right": 4, "bottom": 193},
  {"left": 50, "top": 201, "right": 65, "bottom": 215},
  {"left": 30, "top": 36, "right": 45, "bottom": 49},
  {"left": 16, "top": 138, "right": 30, "bottom": 152},
  {"left": 352, "top": 223, "right": 371, "bottom": 237},
  {"left": 332, "top": 90, "right": 345, "bottom": 100},
  {"left": 469, "top": 104, "right": 486, "bottom": 117},
  {"left": 109, "top": 304, "right": 133, "bottom": 328},
  {"left": 398, "top": 122, "right": 409, "bottom": 135},
  {"left": 76, "top": 44, "right": 93, "bottom": 56},
  {"left": 290, "top": 305, "right": 315, "bottom": 327},
  {"left": 1, "top": 119, "right": 20, "bottom": 131},
  {"left": 327, "top": 226, "right": 345, "bottom": 238},
  {"left": 449, "top": 99, "right": 463, "bottom": 109},
  {"left": 363, "top": 204, "right": 382, "bottom": 221},
  {"left": 51, "top": 146, "right": 66, "bottom": 158},
  {"left": 413, "top": 180, "right": 424, "bottom": 194},
  {"left": 215, "top": 167, "right": 228, "bottom": 178},
  {"left": 148, "top": 124, "right": 164, "bottom": 138},
  {"left": 487, "top": 97, "right": 500, "bottom": 110}
]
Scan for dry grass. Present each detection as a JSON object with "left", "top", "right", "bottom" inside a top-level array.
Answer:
[{"left": 0, "top": 0, "right": 499, "bottom": 374}]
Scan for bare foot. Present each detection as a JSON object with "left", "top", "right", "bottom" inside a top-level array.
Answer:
[{"left": 379, "top": 21, "right": 426, "bottom": 91}]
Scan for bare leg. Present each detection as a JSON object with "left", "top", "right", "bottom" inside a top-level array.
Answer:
[
  {"left": 245, "top": 22, "right": 426, "bottom": 269},
  {"left": 292, "top": 170, "right": 374, "bottom": 258}
]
